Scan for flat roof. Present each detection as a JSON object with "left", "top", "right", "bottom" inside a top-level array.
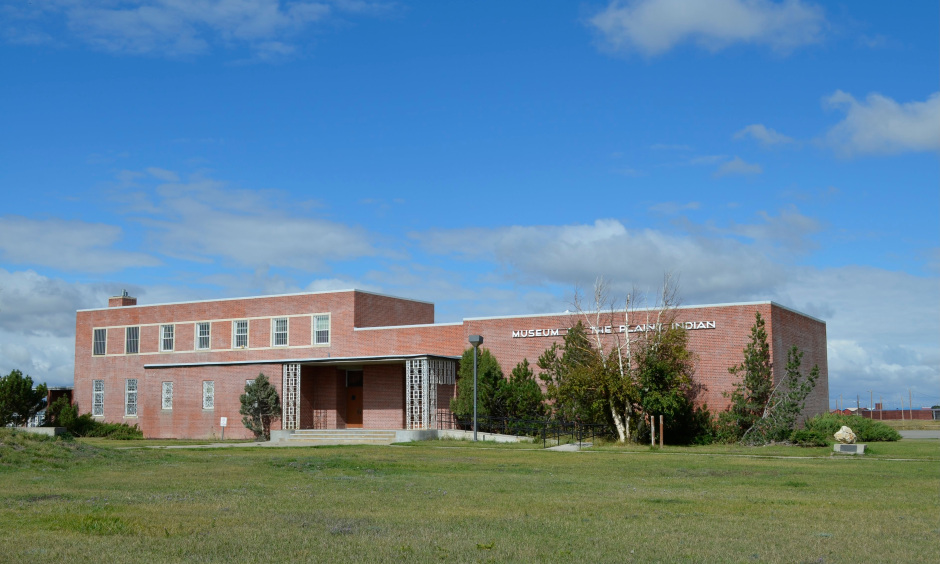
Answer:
[
  {"left": 78, "top": 288, "right": 434, "bottom": 312},
  {"left": 143, "top": 353, "right": 461, "bottom": 369}
]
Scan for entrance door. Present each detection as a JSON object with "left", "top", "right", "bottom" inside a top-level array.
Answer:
[{"left": 346, "top": 370, "right": 363, "bottom": 428}]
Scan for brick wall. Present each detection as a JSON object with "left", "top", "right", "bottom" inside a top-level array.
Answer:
[
  {"left": 363, "top": 364, "right": 405, "bottom": 429},
  {"left": 142, "top": 362, "right": 284, "bottom": 439},
  {"left": 769, "top": 304, "right": 830, "bottom": 422},
  {"left": 354, "top": 292, "right": 434, "bottom": 328}
]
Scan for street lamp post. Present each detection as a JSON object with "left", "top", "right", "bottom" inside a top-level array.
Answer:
[{"left": 468, "top": 334, "right": 483, "bottom": 441}]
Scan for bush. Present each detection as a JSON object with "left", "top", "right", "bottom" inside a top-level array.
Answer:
[
  {"left": 802, "top": 413, "right": 901, "bottom": 442},
  {"left": 790, "top": 429, "right": 829, "bottom": 447},
  {"left": 43, "top": 397, "right": 142, "bottom": 439}
]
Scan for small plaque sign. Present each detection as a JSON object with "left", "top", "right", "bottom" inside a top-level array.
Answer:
[
  {"left": 833, "top": 443, "right": 865, "bottom": 455},
  {"left": 220, "top": 417, "right": 228, "bottom": 427}
]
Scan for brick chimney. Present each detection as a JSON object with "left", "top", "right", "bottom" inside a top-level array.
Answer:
[{"left": 108, "top": 289, "right": 137, "bottom": 307}]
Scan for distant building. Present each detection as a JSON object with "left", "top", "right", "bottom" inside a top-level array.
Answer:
[{"left": 73, "top": 290, "right": 829, "bottom": 439}]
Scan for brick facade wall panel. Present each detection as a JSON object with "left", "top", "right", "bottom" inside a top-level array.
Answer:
[
  {"left": 354, "top": 292, "right": 434, "bottom": 328},
  {"left": 363, "top": 365, "right": 405, "bottom": 429},
  {"left": 769, "top": 305, "right": 830, "bottom": 419},
  {"left": 290, "top": 315, "right": 312, "bottom": 347}
]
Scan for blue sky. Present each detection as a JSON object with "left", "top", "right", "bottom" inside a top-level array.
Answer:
[{"left": 1, "top": 0, "right": 937, "bottom": 410}]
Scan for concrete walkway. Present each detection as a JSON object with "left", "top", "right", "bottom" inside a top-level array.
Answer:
[
  {"left": 898, "top": 430, "right": 940, "bottom": 439},
  {"left": 546, "top": 442, "right": 593, "bottom": 451}
]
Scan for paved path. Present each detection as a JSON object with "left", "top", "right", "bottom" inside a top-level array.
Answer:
[
  {"left": 899, "top": 430, "right": 940, "bottom": 439},
  {"left": 546, "top": 442, "right": 592, "bottom": 451}
]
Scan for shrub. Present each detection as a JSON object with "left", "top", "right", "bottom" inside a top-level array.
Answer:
[
  {"left": 43, "top": 398, "right": 142, "bottom": 439},
  {"left": 802, "top": 413, "right": 900, "bottom": 442},
  {"left": 790, "top": 429, "right": 829, "bottom": 447}
]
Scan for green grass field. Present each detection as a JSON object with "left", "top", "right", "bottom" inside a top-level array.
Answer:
[{"left": 1, "top": 431, "right": 937, "bottom": 563}]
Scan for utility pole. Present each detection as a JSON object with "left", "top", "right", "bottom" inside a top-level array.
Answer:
[
  {"left": 879, "top": 396, "right": 883, "bottom": 420},
  {"left": 909, "top": 388, "right": 914, "bottom": 420}
]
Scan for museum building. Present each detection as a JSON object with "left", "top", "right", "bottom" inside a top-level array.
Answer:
[{"left": 73, "top": 289, "right": 829, "bottom": 439}]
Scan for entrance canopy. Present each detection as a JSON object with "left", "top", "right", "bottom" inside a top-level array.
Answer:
[{"left": 281, "top": 355, "right": 458, "bottom": 431}]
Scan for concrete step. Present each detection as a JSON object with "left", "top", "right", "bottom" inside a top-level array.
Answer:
[{"left": 285, "top": 429, "right": 398, "bottom": 445}]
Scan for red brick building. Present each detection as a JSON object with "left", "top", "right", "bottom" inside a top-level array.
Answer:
[{"left": 74, "top": 289, "right": 828, "bottom": 439}]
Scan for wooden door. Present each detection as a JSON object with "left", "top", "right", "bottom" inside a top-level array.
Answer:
[
  {"left": 346, "top": 387, "right": 363, "bottom": 428},
  {"left": 345, "top": 370, "right": 364, "bottom": 428}
]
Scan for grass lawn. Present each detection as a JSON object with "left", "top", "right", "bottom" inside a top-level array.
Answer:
[{"left": 1, "top": 431, "right": 938, "bottom": 563}]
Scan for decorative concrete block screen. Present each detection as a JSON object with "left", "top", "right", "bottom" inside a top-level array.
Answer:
[{"left": 406, "top": 358, "right": 456, "bottom": 430}]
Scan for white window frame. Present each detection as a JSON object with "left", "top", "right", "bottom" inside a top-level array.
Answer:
[
  {"left": 162, "top": 381, "right": 173, "bottom": 410},
  {"left": 92, "top": 379, "right": 104, "bottom": 416},
  {"left": 93, "top": 328, "right": 107, "bottom": 356},
  {"left": 203, "top": 381, "right": 215, "bottom": 410},
  {"left": 272, "top": 317, "right": 288, "bottom": 347},
  {"left": 196, "top": 322, "right": 211, "bottom": 350},
  {"left": 125, "top": 326, "right": 140, "bottom": 354},
  {"left": 160, "top": 324, "right": 175, "bottom": 352},
  {"left": 125, "top": 379, "right": 138, "bottom": 417},
  {"left": 313, "top": 314, "right": 330, "bottom": 345},
  {"left": 233, "top": 320, "right": 248, "bottom": 348}
]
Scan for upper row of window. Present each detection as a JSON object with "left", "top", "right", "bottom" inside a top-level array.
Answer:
[{"left": 92, "top": 314, "right": 330, "bottom": 356}]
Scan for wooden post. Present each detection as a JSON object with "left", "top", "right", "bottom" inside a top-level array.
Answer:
[
  {"left": 659, "top": 414, "right": 663, "bottom": 447},
  {"left": 651, "top": 416, "right": 655, "bottom": 447},
  {"left": 909, "top": 389, "right": 914, "bottom": 420},
  {"left": 880, "top": 396, "right": 883, "bottom": 420}
]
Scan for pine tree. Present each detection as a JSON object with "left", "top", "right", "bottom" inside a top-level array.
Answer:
[
  {"left": 239, "top": 373, "right": 281, "bottom": 440},
  {"left": 451, "top": 347, "right": 504, "bottom": 421},
  {"left": 725, "top": 312, "right": 773, "bottom": 438}
]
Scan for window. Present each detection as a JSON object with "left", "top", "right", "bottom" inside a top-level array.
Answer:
[
  {"left": 272, "top": 317, "right": 288, "bottom": 346},
  {"left": 203, "top": 381, "right": 214, "bottom": 410},
  {"left": 161, "top": 324, "right": 175, "bottom": 351},
  {"left": 125, "top": 326, "right": 139, "bottom": 354},
  {"left": 93, "top": 329, "right": 107, "bottom": 356},
  {"left": 125, "top": 379, "right": 138, "bottom": 416},
  {"left": 233, "top": 320, "right": 248, "bottom": 348},
  {"left": 314, "top": 314, "right": 330, "bottom": 345},
  {"left": 196, "top": 322, "right": 211, "bottom": 350},
  {"left": 162, "top": 381, "right": 173, "bottom": 410},
  {"left": 92, "top": 379, "right": 104, "bottom": 416}
]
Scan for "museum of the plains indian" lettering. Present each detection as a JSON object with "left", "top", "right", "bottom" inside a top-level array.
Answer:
[{"left": 74, "top": 289, "right": 828, "bottom": 439}]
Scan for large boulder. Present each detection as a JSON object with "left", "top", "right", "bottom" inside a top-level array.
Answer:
[{"left": 834, "top": 426, "right": 856, "bottom": 444}]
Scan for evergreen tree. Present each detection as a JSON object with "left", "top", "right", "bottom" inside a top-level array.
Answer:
[
  {"left": 744, "top": 346, "right": 820, "bottom": 444},
  {"left": 538, "top": 321, "right": 610, "bottom": 423},
  {"left": 495, "top": 359, "right": 545, "bottom": 420},
  {"left": 0, "top": 369, "right": 47, "bottom": 426},
  {"left": 451, "top": 347, "right": 504, "bottom": 421},
  {"left": 724, "top": 312, "right": 773, "bottom": 439},
  {"left": 240, "top": 373, "right": 281, "bottom": 440}
]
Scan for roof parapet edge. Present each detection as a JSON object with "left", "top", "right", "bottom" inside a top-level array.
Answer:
[{"left": 77, "top": 288, "right": 433, "bottom": 312}]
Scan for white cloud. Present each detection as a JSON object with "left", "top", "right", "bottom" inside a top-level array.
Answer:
[
  {"left": 714, "top": 156, "right": 762, "bottom": 177},
  {"left": 772, "top": 266, "right": 939, "bottom": 403},
  {"left": 823, "top": 90, "right": 940, "bottom": 156},
  {"left": 415, "top": 218, "right": 784, "bottom": 303},
  {"left": 0, "top": 215, "right": 162, "bottom": 272},
  {"left": 724, "top": 207, "right": 821, "bottom": 253},
  {"left": 123, "top": 169, "right": 381, "bottom": 271},
  {"left": 734, "top": 123, "right": 795, "bottom": 146},
  {"left": 589, "top": 0, "right": 825, "bottom": 56},
  {"left": 7, "top": 0, "right": 391, "bottom": 58}
]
